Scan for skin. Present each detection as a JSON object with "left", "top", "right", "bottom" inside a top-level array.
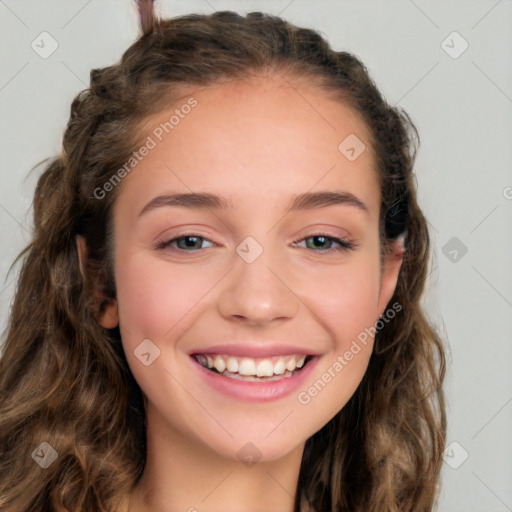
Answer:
[{"left": 86, "top": 73, "right": 404, "bottom": 512}]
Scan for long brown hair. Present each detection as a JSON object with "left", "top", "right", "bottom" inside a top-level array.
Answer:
[{"left": 0, "top": 9, "right": 446, "bottom": 512}]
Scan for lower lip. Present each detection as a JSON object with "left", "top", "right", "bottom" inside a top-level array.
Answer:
[{"left": 190, "top": 355, "right": 319, "bottom": 403}]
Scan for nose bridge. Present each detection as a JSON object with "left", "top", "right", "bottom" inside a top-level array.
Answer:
[{"left": 217, "top": 234, "right": 300, "bottom": 324}]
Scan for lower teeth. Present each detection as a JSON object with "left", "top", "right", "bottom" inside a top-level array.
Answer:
[{"left": 210, "top": 368, "right": 298, "bottom": 382}]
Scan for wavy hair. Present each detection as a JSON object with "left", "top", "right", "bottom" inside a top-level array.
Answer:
[{"left": 0, "top": 9, "right": 446, "bottom": 512}]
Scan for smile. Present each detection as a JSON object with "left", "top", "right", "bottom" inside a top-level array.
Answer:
[{"left": 193, "top": 353, "right": 313, "bottom": 381}]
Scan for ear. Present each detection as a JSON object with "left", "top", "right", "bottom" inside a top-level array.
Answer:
[
  {"left": 376, "top": 232, "right": 406, "bottom": 315},
  {"left": 76, "top": 235, "right": 119, "bottom": 329}
]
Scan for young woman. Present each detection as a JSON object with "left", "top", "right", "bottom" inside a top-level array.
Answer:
[{"left": 0, "top": 6, "right": 446, "bottom": 512}]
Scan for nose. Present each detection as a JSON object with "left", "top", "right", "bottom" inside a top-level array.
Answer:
[{"left": 217, "top": 248, "right": 300, "bottom": 326}]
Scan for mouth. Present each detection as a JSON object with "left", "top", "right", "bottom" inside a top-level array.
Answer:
[{"left": 192, "top": 353, "right": 315, "bottom": 382}]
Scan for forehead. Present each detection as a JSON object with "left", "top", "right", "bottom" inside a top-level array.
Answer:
[{"left": 119, "top": 74, "right": 379, "bottom": 217}]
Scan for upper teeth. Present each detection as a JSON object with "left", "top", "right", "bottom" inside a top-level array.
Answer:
[{"left": 195, "top": 354, "right": 307, "bottom": 377}]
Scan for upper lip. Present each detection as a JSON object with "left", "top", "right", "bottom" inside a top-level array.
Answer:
[{"left": 188, "top": 343, "right": 319, "bottom": 359}]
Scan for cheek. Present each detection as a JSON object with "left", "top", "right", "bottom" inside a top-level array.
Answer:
[
  {"left": 114, "top": 255, "right": 215, "bottom": 343},
  {"left": 294, "top": 253, "right": 381, "bottom": 417},
  {"left": 303, "top": 253, "right": 382, "bottom": 344}
]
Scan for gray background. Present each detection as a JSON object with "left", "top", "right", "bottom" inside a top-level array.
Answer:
[{"left": 1, "top": 1, "right": 511, "bottom": 510}]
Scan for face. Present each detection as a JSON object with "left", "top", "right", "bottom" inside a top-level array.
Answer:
[{"left": 99, "top": 74, "right": 403, "bottom": 462}]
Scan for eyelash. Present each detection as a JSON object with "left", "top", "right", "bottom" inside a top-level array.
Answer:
[{"left": 154, "top": 233, "right": 356, "bottom": 255}]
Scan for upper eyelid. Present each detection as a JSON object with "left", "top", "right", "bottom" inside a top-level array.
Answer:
[
  {"left": 159, "top": 231, "right": 351, "bottom": 241},
  {"left": 155, "top": 224, "right": 353, "bottom": 240}
]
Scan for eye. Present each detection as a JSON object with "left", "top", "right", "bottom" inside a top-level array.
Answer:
[
  {"left": 154, "top": 234, "right": 214, "bottom": 251},
  {"left": 292, "top": 234, "right": 356, "bottom": 254},
  {"left": 154, "top": 233, "right": 356, "bottom": 254}
]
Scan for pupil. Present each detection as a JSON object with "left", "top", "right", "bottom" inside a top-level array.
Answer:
[
  {"left": 310, "top": 236, "right": 328, "bottom": 250},
  {"left": 180, "top": 236, "right": 201, "bottom": 249}
]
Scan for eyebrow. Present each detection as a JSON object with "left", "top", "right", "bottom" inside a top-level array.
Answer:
[{"left": 138, "top": 190, "right": 369, "bottom": 218}]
